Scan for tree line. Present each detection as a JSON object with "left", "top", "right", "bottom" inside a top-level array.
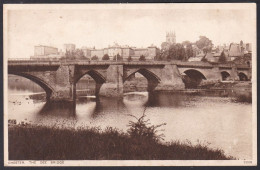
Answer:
[
  {"left": 63, "top": 36, "right": 232, "bottom": 63},
  {"left": 155, "top": 36, "right": 213, "bottom": 61},
  {"left": 64, "top": 51, "right": 147, "bottom": 61}
]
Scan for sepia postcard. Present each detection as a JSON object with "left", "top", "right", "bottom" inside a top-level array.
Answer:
[{"left": 3, "top": 3, "right": 257, "bottom": 166}]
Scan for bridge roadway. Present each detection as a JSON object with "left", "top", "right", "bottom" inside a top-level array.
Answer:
[{"left": 8, "top": 59, "right": 251, "bottom": 102}]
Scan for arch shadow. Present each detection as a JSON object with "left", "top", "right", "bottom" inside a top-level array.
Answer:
[
  {"left": 8, "top": 72, "right": 53, "bottom": 99},
  {"left": 238, "top": 72, "right": 249, "bottom": 81},
  {"left": 124, "top": 68, "right": 161, "bottom": 92},
  {"left": 75, "top": 70, "right": 106, "bottom": 96},
  {"left": 182, "top": 69, "right": 207, "bottom": 88},
  {"left": 221, "top": 71, "right": 231, "bottom": 81}
]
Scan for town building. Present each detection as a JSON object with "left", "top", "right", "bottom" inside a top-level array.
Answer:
[
  {"left": 34, "top": 45, "right": 58, "bottom": 56},
  {"left": 161, "top": 31, "right": 176, "bottom": 50},
  {"left": 122, "top": 47, "right": 135, "bottom": 58},
  {"left": 81, "top": 47, "right": 92, "bottom": 58},
  {"left": 90, "top": 49, "right": 104, "bottom": 59},
  {"left": 228, "top": 43, "right": 244, "bottom": 61},
  {"left": 31, "top": 45, "right": 61, "bottom": 59},
  {"left": 85, "top": 42, "right": 159, "bottom": 60}
]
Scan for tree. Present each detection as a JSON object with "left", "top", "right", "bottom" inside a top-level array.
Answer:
[
  {"left": 139, "top": 55, "right": 146, "bottom": 61},
  {"left": 127, "top": 56, "right": 132, "bottom": 62},
  {"left": 182, "top": 41, "right": 192, "bottom": 47},
  {"left": 154, "top": 53, "right": 163, "bottom": 61},
  {"left": 74, "top": 49, "right": 85, "bottom": 59},
  {"left": 65, "top": 51, "right": 71, "bottom": 58},
  {"left": 182, "top": 41, "right": 194, "bottom": 61},
  {"left": 195, "top": 36, "right": 213, "bottom": 54},
  {"left": 113, "top": 54, "right": 123, "bottom": 61},
  {"left": 91, "top": 55, "right": 99, "bottom": 60},
  {"left": 168, "top": 43, "right": 186, "bottom": 61},
  {"left": 218, "top": 51, "right": 226, "bottom": 63},
  {"left": 201, "top": 54, "right": 208, "bottom": 62},
  {"left": 102, "top": 54, "right": 110, "bottom": 60},
  {"left": 185, "top": 44, "right": 193, "bottom": 60}
]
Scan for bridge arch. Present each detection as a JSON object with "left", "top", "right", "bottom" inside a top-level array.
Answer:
[
  {"left": 8, "top": 72, "right": 54, "bottom": 99},
  {"left": 75, "top": 70, "right": 106, "bottom": 84},
  {"left": 124, "top": 68, "right": 161, "bottom": 92},
  {"left": 221, "top": 71, "right": 231, "bottom": 81},
  {"left": 238, "top": 72, "right": 249, "bottom": 81},
  {"left": 181, "top": 69, "right": 207, "bottom": 88},
  {"left": 75, "top": 70, "right": 107, "bottom": 95}
]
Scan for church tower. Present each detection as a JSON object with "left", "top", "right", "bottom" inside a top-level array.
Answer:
[{"left": 166, "top": 31, "right": 176, "bottom": 44}]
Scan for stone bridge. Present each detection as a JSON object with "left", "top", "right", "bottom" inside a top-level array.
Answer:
[{"left": 8, "top": 59, "right": 251, "bottom": 102}]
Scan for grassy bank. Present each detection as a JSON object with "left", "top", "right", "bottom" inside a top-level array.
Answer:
[{"left": 9, "top": 122, "right": 234, "bottom": 160}]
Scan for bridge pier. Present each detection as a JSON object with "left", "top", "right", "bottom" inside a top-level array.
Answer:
[
  {"left": 231, "top": 66, "right": 240, "bottom": 81},
  {"left": 155, "top": 65, "right": 185, "bottom": 90},
  {"left": 49, "top": 64, "right": 76, "bottom": 102},
  {"left": 99, "top": 64, "right": 124, "bottom": 97}
]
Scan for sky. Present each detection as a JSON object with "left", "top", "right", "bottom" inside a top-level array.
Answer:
[{"left": 4, "top": 4, "right": 256, "bottom": 58}]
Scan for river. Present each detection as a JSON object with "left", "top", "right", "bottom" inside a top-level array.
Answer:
[{"left": 7, "top": 76, "right": 252, "bottom": 160}]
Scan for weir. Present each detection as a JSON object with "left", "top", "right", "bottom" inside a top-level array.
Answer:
[{"left": 8, "top": 60, "right": 251, "bottom": 102}]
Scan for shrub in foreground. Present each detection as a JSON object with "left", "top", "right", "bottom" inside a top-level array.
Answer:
[{"left": 8, "top": 118, "right": 234, "bottom": 160}]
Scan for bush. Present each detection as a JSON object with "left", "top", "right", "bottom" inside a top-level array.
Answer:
[
  {"left": 139, "top": 55, "right": 146, "bottom": 61},
  {"left": 8, "top": 119, "right": 234, "bottom": 160},
  {"left": 91, "top": 55, "right": 99, "bottom": 60},
  {"left": 113, "top": 54, "right": 123, "bottom": 61},
  {"left": 127, "top": 109, "right": 166, "bottom": 143},
  {"left": 127, "top": 56, "right": 132, "bottom": 62},
  {"left": 102, "top": 54, "right": 110, "bottom": 60}
]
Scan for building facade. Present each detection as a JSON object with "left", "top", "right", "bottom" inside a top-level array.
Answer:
[
  {"left": 161, "top": 31, "right": 176, "bottom": 50},
  {"left": 81, "top": 47, "right": 92, "bottom": 58},
  {"left": 34, "top": 45, "right": 58, "bottom": 56},
  {"left": 85, "top": 43, "right": 159, "bottom": 60},
  {"left": 90, "top": 49, "right": 104, "bottom": 59},
  {"left": 166, "top": 31, "right": 176, "bottom": 44}
]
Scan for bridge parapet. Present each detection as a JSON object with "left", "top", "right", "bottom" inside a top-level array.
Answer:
[{"left": 8, "top": 58, "right": 250, "bottom": 69}]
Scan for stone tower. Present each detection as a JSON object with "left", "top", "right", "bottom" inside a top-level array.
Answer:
[{"left": 166, "top": 31, "right": 176, "bottom": 44}]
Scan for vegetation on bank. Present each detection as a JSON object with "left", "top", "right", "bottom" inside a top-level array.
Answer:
[{"left": 8, "top": 115, "right": 234, "bottom": 160}]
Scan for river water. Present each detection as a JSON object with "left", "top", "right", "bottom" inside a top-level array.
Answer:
[{"left": 8, "top": 76, "right": 252, "bottom": 160}]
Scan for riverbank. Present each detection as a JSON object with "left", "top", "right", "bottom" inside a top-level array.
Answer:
[{"left": 8, "top": 123, "right": 234, "bottom": 160}]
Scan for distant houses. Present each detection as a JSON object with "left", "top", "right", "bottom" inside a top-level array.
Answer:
[
  {"left": 30, "top": 38, "right": 252, "bottom": 65},
  {"left": 31, "top": 42, "right": 159, "bottom": 61},
  {"left": 189, "top": 41, "right": 252, "bottom": 64}
]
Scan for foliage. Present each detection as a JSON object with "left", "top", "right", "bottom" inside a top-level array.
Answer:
[
  {"left": 75, "top": 49, "right": 85, "bottom": 59},
  {"left": 102, "top": 54, "right": 110, "bottom": 60},
  {"left": 154, "top": 53, "right": 163, "bottom": 61},
  {"left": 65, "top": 49, "right": 85, "bottom": 59},
  {"left": 91, "top": 55, "right": 99, "bottom": 60},
  {"left": 139, "top": 55, "right": 146, "bottom": 61},
  {"left": 160, "top": 43, "right": 191, "bottom": 61},
  {"left": 127, "top": 109, "right": 166, "bottom": 142},
  {"left": 8, "top": 121, "right": 234, "bottom": 160},
  {"left": 195, "top": 36, "right": 213, "bottom": 54},
  {"left": 232, "top": 93, "right": 252, "bottom": 103},
  {"left": 218, "top": 51, "right": 226, "bottom": 63},
  {"left": 113, "top": 54, "right": 123, "bottom": 61},
  {"left": 65, "top": 51, "right": 74, "bottom": 59},
  {"left": 168, "top": 43, "right": 187, "bottom": 61},
  {"left": 184, "top": 42, "right": 194, "bottom": 60},
  {"left": 127, "top": 56, "right": 132, "bottom": 62},
  {"left": 201, "top": 53, "right": 208, "bottom": 62}
]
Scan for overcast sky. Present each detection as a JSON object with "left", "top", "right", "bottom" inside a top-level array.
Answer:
[{"left": 5, "top": 4, "right": 256, "bottom": 58}]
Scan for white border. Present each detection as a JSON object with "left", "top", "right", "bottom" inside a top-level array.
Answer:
[{"left": 3, "top": 3, "right": 257, "bottom": 166}]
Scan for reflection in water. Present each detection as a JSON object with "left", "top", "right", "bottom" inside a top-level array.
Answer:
[{"left": 8, "top": 84, "right": 252, "bottom": 160}]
